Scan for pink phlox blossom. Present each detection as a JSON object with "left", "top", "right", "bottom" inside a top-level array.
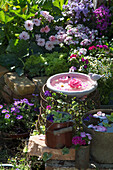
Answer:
[
  {"left": 19, "top": 31, "right": 30, "bottom": 40},
  {"left": 24, "top": 20, "right": 34, "bottom": 31},
  {"left": 88, "top": 46, "right": 97, "bottom": 50},
  {"left": 44, "top": 25, "right": 50, "bottom": 33},
  {"left": 49, "top": 35, "right": 56, "bottom": 42},
  {"left": 33, "top": 18, "right": 41, "bottom": 26},
  {"left": 37, "top": 38, "right": 45, "bottom": 46},
  {"left": 40, "top": 27, "right": 45, "bottom": 33},
  {"left": 45, "top": 41, "right": 54, "bottom": 51}
]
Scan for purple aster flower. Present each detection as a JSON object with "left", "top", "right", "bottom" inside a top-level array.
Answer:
[
  {"left": 32, "top": 93, "right": 38, "bottom": 96},
  {"left": 0, "top": 105, "right": 3, "bottom": 109},
  {"left": 15, "top": 108, "right": 20, "bottom": 113},
  {"left": 27, "top": 103, "right": 34, "bottom": 106},
  {"left": 80, "top": 132, "right": 86, "bottom": 138},
  {"left": 44, "top": 90, "right": 52, "bottom": 97},
  {"left": 16, "top": 115, "right": 23, "bottom": 119},
  {"left": 2, "top": 109, "right": 9, "bottom": 113},
  {"left": 5, "top": 113, "right": 10, "bottom": 119},
  {"left": 11, "top": 107, "right": 16, "bottom": 112}
]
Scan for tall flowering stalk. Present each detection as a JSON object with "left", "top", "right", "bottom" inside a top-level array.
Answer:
[{"left": 93, "top": 5, "right": 111, "bottom": 34}]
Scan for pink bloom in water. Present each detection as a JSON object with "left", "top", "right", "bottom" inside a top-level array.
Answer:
[{"left": 68, "top": 78, "right": 82, "bottom": 88}]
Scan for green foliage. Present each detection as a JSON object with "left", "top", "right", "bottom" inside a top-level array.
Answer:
[
  {"left": 44, "top": 52, "right": 69, "bottom": 76},
  {"left": 62, "top": 147, "right": 69, "bottom": 155},
  {"left": 24, "top": 54, "right": 46, "bottom": 77},
  {"left": 42, "top": 152, "right": 52, "bottom": 162},
  {"left": 106, "top": 113, "right": 113, "bottom": 123}
]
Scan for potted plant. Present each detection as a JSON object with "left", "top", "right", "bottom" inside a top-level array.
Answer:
[
  {"left": 45, "top": 107, "right": 74, "bottom": 149},
  {"left": 0, "top": 94, "right": 39, "bottom": 139},
  {"left": 72, "top": 131, "right": 92, "bottom": 169}
]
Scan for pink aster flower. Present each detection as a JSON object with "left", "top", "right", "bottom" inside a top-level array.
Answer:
[
  {"left": 19, "top": 31, "right": 30, "bottom": 40},
  {"left": 44, "top": 25, "right": 50, "bottom": 33},
  {"left": 33, "top": 18, "right": 41, "bottom": 26},
  {"left": 24, "top": 20, "right": 34, "bottom": 31},
  {"left": 5, "top": 113, "right": 10, "bottom": 119},
  {"left": 2, "top": 109, "right": 9, "bottom": 113},
  {"left": 68, "top": 78, "right": 82, "bottom": 88},
  {"left": 37, "top": 38, "right": 45, "bottom": 46},
  {"left": 0, "top": 105, "right": 3, "bottom": 109}
]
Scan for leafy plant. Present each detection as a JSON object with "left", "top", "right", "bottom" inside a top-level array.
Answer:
[
  {"left": 44, "top": 52, "right": 69, "bottom": 76},
  {"left": 42, "top": 152, "right": 52, "bottom": 162},
  {"left": 62, "top": 147, "right": 69, "bottom": 155},
  {"left": 106, "top": 112, "right": 113, "bottom": 122},
  {"left": 24, "top": 54, "right": 46, "bottom": 77}
]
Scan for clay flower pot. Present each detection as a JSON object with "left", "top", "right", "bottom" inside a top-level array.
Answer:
[
  {"left": 45, "top": 116, "right": 73, "bottom": 149},
  {"left": 75, "top": 145, "right": 90, "bottom": 169}
]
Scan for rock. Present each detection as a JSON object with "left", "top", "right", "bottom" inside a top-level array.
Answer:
[
  {"left": 1, "top": 84, "right": 34, "bottom": 104},
  {"left": 0, "top": 65, "right": 8, "bottom": 78},
  {"left": 4, "top": 72, "right": 35, "bottom": 96},
  {"left": 27, "top": 135, "right": 75, "bottom": 160},
  {"left": 32, "top": 76, "right": 48, "bottom": 92}
]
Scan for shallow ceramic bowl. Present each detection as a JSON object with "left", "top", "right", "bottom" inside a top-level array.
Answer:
[{"left": 46, "top": 72, "right": 97, "bottom": 98}]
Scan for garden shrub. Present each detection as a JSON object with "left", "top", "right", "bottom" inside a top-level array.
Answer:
[{"left": 44, "top": 52, "right": 69, "bottom": 76}]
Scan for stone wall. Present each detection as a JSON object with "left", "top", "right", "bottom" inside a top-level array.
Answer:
[{"left": 0, "top": 65, "right": 48, "bottom": 104}]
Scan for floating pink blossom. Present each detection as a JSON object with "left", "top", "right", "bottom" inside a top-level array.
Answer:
[{"left": 68, "top": 78, "right": 82, "bottom": 88}]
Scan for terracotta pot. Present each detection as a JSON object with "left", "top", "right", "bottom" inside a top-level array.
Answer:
[
  {"left": 82, "top": 109, "right": 113, "bottom": 163},
  {"left": 75, "top": 145, "right": 90, "bottom": 169},
  {"left": 45, "top": 120, "right": 73, "bottom": 149}
]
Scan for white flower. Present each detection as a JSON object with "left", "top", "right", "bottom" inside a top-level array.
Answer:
[
  {"left": 24, "top": 20, "right": 34, "bottom": 31},
  {"left": 45, "top": 41, "right": 54, "bottom": 51},
  {"left": 78, "top": 48, "right": 87, "bottom": 56},
  {"left": 19, "top": 31, "right": 30, "bottom": 40},
  {"left": 40, "top": 11, "right": 49, "bottom": 17},
  {"left": 37, "top": 38, "right": 45, "bottom": 46},
  {"left": 33, "top": 19, "right": 41, "bottom": 26}
]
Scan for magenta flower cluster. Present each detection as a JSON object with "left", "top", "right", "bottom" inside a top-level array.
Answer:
[
  {"left": 62, "top": 0, "right": 94, "bottom": 24},
  {"left": 88, "top": 44, "right": 108, "bottom": 50},
  {"left": 93, "top": 5, "right": 111, "bottom": 33},
  {"left": 72, "top": 132, "right": 92, "bottom": 147}
]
